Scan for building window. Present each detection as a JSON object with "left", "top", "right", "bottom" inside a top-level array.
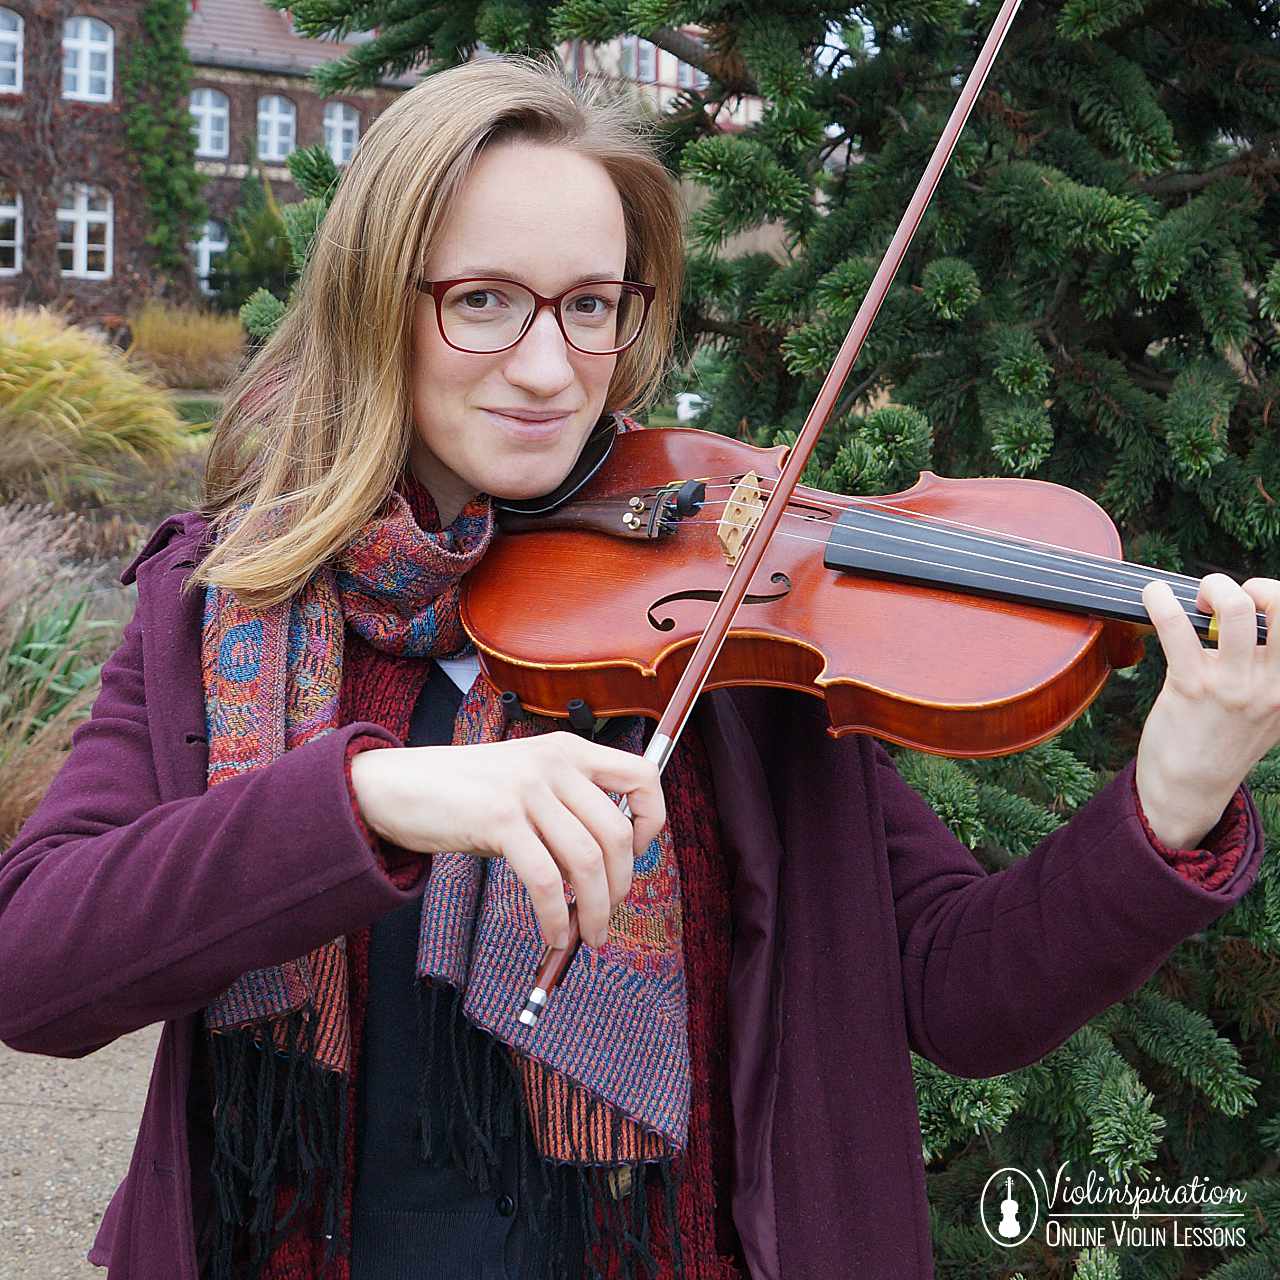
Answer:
[
  {"left": 190, "top": 87, "right": 229, "bottom": 158},
  {"left": 620, "top": 36, "right": 656, "bottom": 83},
  {"left": 323, "top": 101, "right": 359, "bottom": 165},
  {"left": 57, "top": 181, "right": 112, "bottom": 278},
  {"left": 0, "top": 181, "right": 20, "bottom": 274},
  {"left": 190, "top": 218, "right": 228, "bottom": 293},
  {"left": 62, "top": 16, "right": 113, "bottom": 102},
  {"left": 257, "top": 94, "right": 295, "bottom": 162},
  {"left": 0, "top": 9, "right": 22, "bottom": 95},
  {"left": 676, "top": 59, "right": 708, "bottom": 91}
]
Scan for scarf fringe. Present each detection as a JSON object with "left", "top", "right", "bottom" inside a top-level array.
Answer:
[
  {"left": 204, "top": 1009, "right": 349, "bottom": 1280},
  {"left": 204, "top": 981, "right": 689, "bottom": 1279},
  {"left": 416, "top": 978, "right": 688, "bottom": 1280}
]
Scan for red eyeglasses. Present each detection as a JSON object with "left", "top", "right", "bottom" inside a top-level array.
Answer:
[{"left": 415, "top": 276, "right": 656, "bottom": 355}]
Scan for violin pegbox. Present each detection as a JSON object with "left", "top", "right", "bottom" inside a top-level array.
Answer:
[{"left": 718, "top": 471, "right": 764, "bottom": 566}]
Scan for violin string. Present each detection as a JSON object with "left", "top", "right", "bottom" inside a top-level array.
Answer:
[
  {"left": 675, "top": 510, "right": 1270, "bottom": 637},
  {"left": 684, "top": 477, "right": 1207, "bottom": 600},
  {"left": 690, "top": 496, "right": 1208, "bottom": 610},
  {"left": 629, "top": 471, "right": 1202, "bottom": 595},
  {"left": 635, "top": 476, "right": 1212, "bottom": 607}
]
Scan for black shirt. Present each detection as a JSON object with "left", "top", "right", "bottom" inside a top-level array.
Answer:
[{"left": 351, "top": 661, "right": 580, "bottom": 1279}]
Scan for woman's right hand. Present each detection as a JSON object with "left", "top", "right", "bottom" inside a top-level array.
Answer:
[{"left": 349, "top": 732, "right": 666, "bottom": 951}]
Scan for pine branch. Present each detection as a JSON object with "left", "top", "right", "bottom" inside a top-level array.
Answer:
[
  {"left": 1137, "top": 146, "right": 1280, "bottom": 197},
  {"left": 646, "top": 27, "right": 760, "bottom": 98},
  {"left": 692, "top": 314, "right": 757, "bottom": 340}
]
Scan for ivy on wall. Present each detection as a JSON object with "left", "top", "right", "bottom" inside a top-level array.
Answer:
[{"left": 120, "top": 0, "right": 207, "bottom": 292}]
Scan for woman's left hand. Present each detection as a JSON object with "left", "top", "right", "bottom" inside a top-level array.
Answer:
[{"left": 1136, "top": 574, "right": 1280, "bottom": 849}]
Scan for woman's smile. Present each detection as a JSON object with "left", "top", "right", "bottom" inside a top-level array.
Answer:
[{"left": 480, "top": 406, "right": 578, "bottom": 442}]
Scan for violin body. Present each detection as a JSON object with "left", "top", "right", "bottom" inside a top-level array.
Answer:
[{"left": 461, "top": 428, "right": 1148, "bottom": 758}]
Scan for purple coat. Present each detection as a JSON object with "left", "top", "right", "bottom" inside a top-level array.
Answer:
[{"left": 0, "top": 509, "right": 1265, "bottom": 1279}]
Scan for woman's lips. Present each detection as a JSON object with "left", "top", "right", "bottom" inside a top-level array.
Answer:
[{"left": 482, "top": 408, "right": 573, "bottom": 441}]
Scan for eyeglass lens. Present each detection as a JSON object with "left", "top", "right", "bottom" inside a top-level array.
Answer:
[{"left": 438, "top": 280, "right": 645, "bottom": 353}]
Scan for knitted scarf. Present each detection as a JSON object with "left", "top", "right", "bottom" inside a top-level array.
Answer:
[{"left": 197, "top": 414, "right": 704, "bottom": 1280}]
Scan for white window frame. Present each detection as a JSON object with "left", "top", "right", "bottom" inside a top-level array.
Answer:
[
  {"left": 190, "top": 86, "right": 229, "bottom": 158},
  {"left": 62, "top": 16, "right": 113, "bottom": 103},
  {"left": 0, "top": 183, "right": 21, "bottom": 274},
  {"left": 190, "top": 218, "right": 228, "bottom": 294},
  {"left": 257, "top": 94, "right": 296, "bottom": 162},
  {"left": 620, "top": 36, "right": 656, "bottom": 84},
  {"left": 0, "top": 8, "right": 22, "bottom": 95},
  {"left": 677, "top": 59, "right": 709, "bottom": 91},
  {"left": 637, "top": 38, "right": 656, "bottom": 82},
  {"left": 56, "top": 182, "right": 112, "bottom": 278},
  {"left": 323, "top": 101, "right": 359, "bottom": 165}
]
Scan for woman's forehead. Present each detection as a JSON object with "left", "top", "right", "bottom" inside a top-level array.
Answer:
[{"left": 427, "top": 142, "right": 627, "bottom": 286}]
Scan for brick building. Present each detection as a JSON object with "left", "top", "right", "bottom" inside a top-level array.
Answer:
[
  {"left": 0, "top": 4, "right": 762, "bottom": 326},
  {"left": 0, "top": 0, "right": 416, "bottom": 324},
  {"left": 184, "top": 0, "right": 417, "bottom": 299},
  {"left": 1, "top": 1, "right": 156, "bottom": 324}
]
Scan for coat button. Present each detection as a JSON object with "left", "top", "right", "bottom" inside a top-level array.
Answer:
[{"left": 496, "top": 1193, "right": 516, "bottom": 1217}]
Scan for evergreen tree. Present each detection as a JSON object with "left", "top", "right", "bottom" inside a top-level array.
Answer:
[
  {"left": 214, "top": 151, "right": 296, "bottom": 318},
  {"left": 246, "top": 3, "right": 1280, "bottom": 1274}
]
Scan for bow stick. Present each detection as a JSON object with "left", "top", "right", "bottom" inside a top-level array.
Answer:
[{"left": 518, "top": 0, "right": 1028, "bottom": 1027}]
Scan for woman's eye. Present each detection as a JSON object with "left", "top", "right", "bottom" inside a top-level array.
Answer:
[
  {"left": 460, "top": 290, "right": 501, "bottom": 310},
  {"left": 569, "top": 294, "right": 613, "bottom": 318}
]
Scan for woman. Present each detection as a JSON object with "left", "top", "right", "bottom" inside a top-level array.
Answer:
[{"left": 0, "top": 54, "right": 1274, "bottom": 1280}]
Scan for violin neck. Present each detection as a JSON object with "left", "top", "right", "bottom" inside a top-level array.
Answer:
[{"left": 823, "top": 505, "right": 1267, "bottom": 645}]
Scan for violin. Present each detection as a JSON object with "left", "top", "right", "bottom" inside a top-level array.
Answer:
[
  {"left": 467, "top": 418, "right": 1265, "bottom": 1029},
  {"left": 462, "top": 419, "right": 1239, "bottom": 759}
]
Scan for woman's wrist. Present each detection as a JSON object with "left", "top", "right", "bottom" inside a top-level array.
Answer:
[{"left": 347, "top": 737, "right": 395, "bottom": 845}]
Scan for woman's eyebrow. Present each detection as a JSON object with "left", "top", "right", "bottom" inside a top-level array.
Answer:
[{"left": 447, "top": 268, "right": 624, "bottom": 286}]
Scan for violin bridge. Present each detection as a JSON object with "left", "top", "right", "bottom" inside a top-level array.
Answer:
[{"left": 718, "top": 471, "right": 764, "bottom": 566}]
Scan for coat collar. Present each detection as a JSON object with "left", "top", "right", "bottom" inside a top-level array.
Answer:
[{"left": 120, "top": 510, "right": 212, "bottom": 587}]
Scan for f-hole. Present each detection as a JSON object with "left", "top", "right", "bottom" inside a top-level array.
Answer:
[{"left": 647, "top": 573, "right": 792, "bottom": 632}]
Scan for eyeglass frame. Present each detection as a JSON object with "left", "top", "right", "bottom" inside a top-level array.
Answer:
[{"left": 414, "top": 275, "right": 657, "bottom": 356}]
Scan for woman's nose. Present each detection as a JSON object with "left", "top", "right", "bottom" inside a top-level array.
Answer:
[{"left": 501, "top": 305, "right": 576, "bottom": 396}]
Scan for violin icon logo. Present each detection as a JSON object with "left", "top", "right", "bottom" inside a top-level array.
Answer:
[
  {"left": 979, "top": 1167, "right": 1038, "bottom": 1248},
  {"left": 997, "top": 1177, "right": 1021, "bottom": 1237}
]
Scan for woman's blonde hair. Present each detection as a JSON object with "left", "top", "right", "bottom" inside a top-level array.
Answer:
[{"left": 188, "top": 53, "right": 685, "bottom": 609}]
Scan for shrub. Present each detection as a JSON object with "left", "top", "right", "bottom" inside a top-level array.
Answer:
[
  {"left": 214, "top": 164, "right": 294, "bottom": 316},
  {"left": 0, "top": 305, "right": 194, "bottom": 509},
  {"left": 174, "top": 395, "right": 222, "bottom": 428},
  {"left": 126, "top": 299, "right": 246, "bottom": 390},
  {"left": 0, "top": 502, "right": 124, "bottom": 848}
]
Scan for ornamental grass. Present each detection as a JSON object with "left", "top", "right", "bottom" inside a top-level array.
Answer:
[
  {"left": 0, "top": 501, "right": 127, "bottom": 849},
  {"left": 0, "top": 305, "right": 195, "bottom": 510},
  {"left": 126, "top": 298, "right": 246, "bottom": 391}
]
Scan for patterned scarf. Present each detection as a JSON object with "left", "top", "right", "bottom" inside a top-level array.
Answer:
[{"left": 197, "top": 414, "right": 696, "bottom": 1279}]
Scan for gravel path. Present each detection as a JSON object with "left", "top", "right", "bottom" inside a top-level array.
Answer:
[{"left": 0, "top": 1025, "right": 160, "bottom": 1277}]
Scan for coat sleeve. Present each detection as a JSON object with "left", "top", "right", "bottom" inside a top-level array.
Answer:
[
  {"left": 0, "top": 604, "right": 422, "bottom": 1059},
  {"left": 876, "top": 740, "right": 1265, "bottom": 1078}
]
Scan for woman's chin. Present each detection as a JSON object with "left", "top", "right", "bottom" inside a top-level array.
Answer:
[
  {"left": 485, "top": 467, "right": 573, "bottom": 503},
  {"left": 481, "top": 435, "right": 596, "bottom": 501}
]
